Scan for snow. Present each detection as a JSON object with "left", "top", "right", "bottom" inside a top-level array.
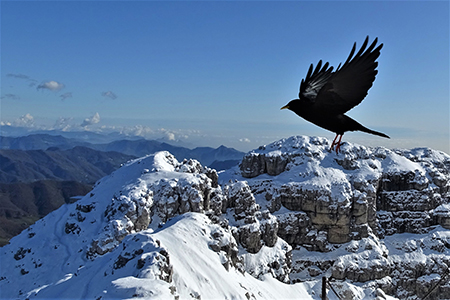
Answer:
[
  {"left": 0, "top": 151, "right": 315, "bottom": 300},
  {"left": 1, "top": 136, "right": 449, "bottom": 300},
  {"left": 153, "top": 213, "right": 312, "bottom": 300},
  {"left": 0, "top": 212, "right": 314, "bottom": 299}
]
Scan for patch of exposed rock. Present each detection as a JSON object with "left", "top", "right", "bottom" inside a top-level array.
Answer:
[{"left": 231, "top": 136, "right": 450, "bottom": 299}]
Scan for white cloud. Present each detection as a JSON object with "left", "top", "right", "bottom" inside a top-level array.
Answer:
[
  {"left": 101, "top": 91, "right": 117, "bottom": 100},
  {"left": 60, "top": 92, "right": 72, "bottom": 100},
  {"left": 54, "top": 117, "right": 74, "bottom": 131},
  {"left": 13, "top": 113, "right": 35, "bottom": 127},
  {"left": 37, "top": 80, "right": 65, "bottom": 91},
  {"left": 80, "top": 112, "right": 101, "bottom": 127},
  {"left": 239, "top": 138, "right": 251, "bottom": 143},
  {"left": 165, "top": 131, "right": 176, "bottom": 141}
]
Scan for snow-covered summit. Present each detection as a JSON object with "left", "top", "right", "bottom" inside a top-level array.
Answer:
[
  {"left": 2, "top": 137, "right": 450, "bottom": 299},
  {"left": 0, "top": 151, "right": 315, "bottom": 299},
  {"left": 239, "top": 135, "right": 448, "bottom": 179}
]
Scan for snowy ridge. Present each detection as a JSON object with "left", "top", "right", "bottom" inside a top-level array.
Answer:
[
  {"left": 0, "top": 151, "right": 314, "bottom": 299},
  {"left": 2, "top": 137, "right": 450, "bottom": 299}
]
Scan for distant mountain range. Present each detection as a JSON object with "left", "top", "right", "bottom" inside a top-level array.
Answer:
[
  {"left": 0, "top": 133, "right": 244, "bottom": 167},
  {"left": 0, "top": 146, "right": 136, "bottom": 184},
  {"left": 0, "top": 133, "right": 245, "bottom": 245},
  {"left": 0, "top": 180, "right": 92, "bottom": 245}
]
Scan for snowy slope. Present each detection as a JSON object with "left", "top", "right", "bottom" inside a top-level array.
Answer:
[
  {"left": 2, "top": 136, "right": 449, "bottom": 299},
  {"left": 0, "top": 152, "right": 315, "bottom": 299}
]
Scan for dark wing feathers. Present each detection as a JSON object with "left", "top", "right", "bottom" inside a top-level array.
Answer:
[
  {"left": 299, "top": 60, "right": 334, "bottom": 101},
  {"left": 314, "top": 36, "right": 383, "bottom": 114},
  {"left": 298, "top": 36, "right": 383, "bottom": 114}
]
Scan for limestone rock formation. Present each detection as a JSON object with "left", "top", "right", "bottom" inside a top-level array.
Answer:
[
  {"left": 231, "top": 136, "right": 450, "bottom": 299},
  {"left": 2, "top": 137, "right": 450, "bottom": 300}
]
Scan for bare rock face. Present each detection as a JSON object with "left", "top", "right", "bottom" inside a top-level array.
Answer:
[
  {"left": 238, "top": 136, "right": 450, "bottom": 242},
  {"left": 433, "top": 204, "right": 450, "bottom": 229},
  {"left": 224, "top": 181, "right": 259, "bottom": 219},
  {"left": 276, "top": 211, "right": 311, "bottom": 246},
  {"left": 230, "top": 136, "right": 450, "bottom": 299}
]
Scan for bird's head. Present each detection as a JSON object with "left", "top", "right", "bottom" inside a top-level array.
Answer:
[{"left": 280, "top": 99, "right": 301, "bottom": 111}]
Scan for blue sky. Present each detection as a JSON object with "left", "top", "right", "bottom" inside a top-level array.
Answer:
[{"left": 1, "top": 1, "right": 449, "bottom": 153}]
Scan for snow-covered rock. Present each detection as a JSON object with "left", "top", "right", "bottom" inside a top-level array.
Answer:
[
  {"left": 0, "top": 151, "right": 314, "bottom": 299},
  {"left": 2, "top": 136, "right": 449, "bottom": 300},
  {"left": 236, "top": 136, "right": 450, "bottom": 242},
  {"left": 228, "top": 136, "right": 450, "bottom": 299}
]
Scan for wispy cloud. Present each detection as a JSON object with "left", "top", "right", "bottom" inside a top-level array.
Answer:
[
  {"left": 80, "top": 112, "right": 101, "bottom": 127},
  {"left": 60, "top": 92, "right": 73, "bottom": 101},
  {"left": 101, "top": 91, "right": 117, "bottom": 100},
  {"left": 37, "top": 80, "right": 65, "bottom": 91},
  {"left": 54, "top": 117, "right": 74, "bottom": 131},
  {"left": 0, "top": 93, "right": 20, "bottom": 100},
  {"left": 6, "top": 73, "right": 38, "bottom": 87},
  {"left": 7, "top": 73, "right": 31, "bottom": 80},
  {"left": 239, "top": 138, "right": 251, "bottom": 143}
]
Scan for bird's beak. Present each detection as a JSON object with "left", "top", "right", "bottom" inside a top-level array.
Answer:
[{"left": 280, "top": 105, "right": 289, "bottom": 110}]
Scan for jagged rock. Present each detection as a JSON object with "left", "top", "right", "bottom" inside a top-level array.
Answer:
[
  {"left": 224, "top": 181, "right": 259, "bottom": 219},
  {"left": 230, "top": 136, "right": 450, "bottom": 298},
  {"left": 208, "top": 222, "right": 240, "bottom": 270},
  {"left": 208, "top": 189, "right": 227, "bottom": 215},
  {"left": 2, "top": 138, "right": 450, "bottom": 300},
  {"left": 432, "top": 204, "right": 450, "bottom": 229},
  {"left": 238, "top": 223, "right": 263, "bottom": 253},
  {"left": 257, "top": 210, "right": 278, "bottom": 247},
  {"left": 240, "top": 136, "right": 328, "bottom": 178},
  {"left": 240, "top": 153, "right": 267, "bottom": 178},
  {"left": 331, "top": 237, "right": 392, "bottom": 282},
  {"left": 276, "top": 211, "right": 311, "bottom": 246}
]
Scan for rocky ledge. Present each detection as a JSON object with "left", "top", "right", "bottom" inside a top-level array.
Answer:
[
  {"left": 1, "top": 136, "right": 449, "bottom": 300},
  {"left": 230, "top": 136, "right": 450, "bottom": 298}
]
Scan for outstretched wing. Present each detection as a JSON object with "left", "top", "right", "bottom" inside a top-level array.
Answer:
[
  {"left": 299, "top": 60, "right": 334, "bottom": 101},
  {"left": 314, "top": 36, "right": 383, "bottom": 114}
]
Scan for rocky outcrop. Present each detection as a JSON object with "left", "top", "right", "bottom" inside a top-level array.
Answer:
[
  {"left": 2, "top": 138, "right": 450, "bottom": 300},
  {"left": 86, "top": 155, "right": 221, "bottom": 258},
  {"left": 233, "top": 136, "right": 450, "bottom": 299},
  {"left": 239, "top": 136, "right": 450, "bottom": 242}
]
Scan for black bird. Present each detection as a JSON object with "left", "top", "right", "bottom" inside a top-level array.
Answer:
[{"left": 281, "top": 36, "right": 390, "bottom": 153}]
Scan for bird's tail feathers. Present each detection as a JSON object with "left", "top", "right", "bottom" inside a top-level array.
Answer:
[{"left": 360, "top": 126, "right": 390, "bottom": 139}]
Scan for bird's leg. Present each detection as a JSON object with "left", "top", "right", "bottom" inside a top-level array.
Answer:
[
  {"left": 335, "top": 134, "right": 344, "bottom": 154},
  {"left": 330, "top": 134, "right": 339, "bottom": 152},
  {"left": 330, "top": 134, "right": 344, "bottom": 154}
]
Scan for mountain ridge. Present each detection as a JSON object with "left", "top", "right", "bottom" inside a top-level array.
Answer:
[
  {"left": 1, "top": 133, "right": 245, "bottom": 167},
  {"left": 1, "top": 136, "right": 449, "bottom": 299},
  {"left": 0, "top": 180, "right": 92, "bottom": 246},
  {"left": 0, "top": 135, "right": 244, "bottom": 245},
  {"left": 0, "top": 146, "right": 136, "bottom": 184}
]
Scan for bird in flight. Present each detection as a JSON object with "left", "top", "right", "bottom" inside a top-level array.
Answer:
[{"left": 281, "top": 36, "right": 389, "bottom": 153}]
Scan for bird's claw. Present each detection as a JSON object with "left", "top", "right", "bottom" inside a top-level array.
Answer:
[{"left": 330, "top": 143, "right": 343, "bottom": 154}]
